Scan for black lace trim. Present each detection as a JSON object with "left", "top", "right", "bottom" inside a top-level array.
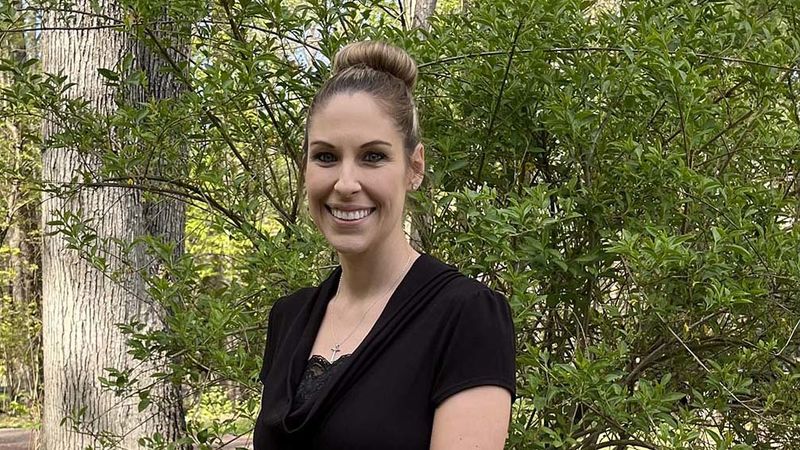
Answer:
[{"left": 293, "top": 354, "right": 352, "bottom": 407}]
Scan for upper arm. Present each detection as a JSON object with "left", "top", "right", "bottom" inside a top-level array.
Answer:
[
  {"left": 427, "top": 284, "right": 516, "bottom": 449},
  {"left": 429, "top": 287, "right": 516, "bottom": 405},
  {"left": 430, "top": 385, "right": 512, "bottom": 450}
]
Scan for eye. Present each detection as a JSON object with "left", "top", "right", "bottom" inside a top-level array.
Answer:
[
  {"left": 364, "top": 151, "right": 387, "bottom": 163},
  {"left": 312, "top": 152, "right": 336, "bottom": 164}
]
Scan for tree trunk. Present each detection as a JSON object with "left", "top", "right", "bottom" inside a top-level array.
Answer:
[
  {"left": 0, "top": 2, "right": 42, "bottom": 413},
  {"left": 6, "top": 171, "right": 41, "bottom": 402},
  {"left": 412, "top": 0, "right": 438, "bottom": 29},
  {"left": 408, "top": 0, "right": 438, "bottom": 250},
  {"left": 40, "top": 2, "right": 186, "bottom": 449}
]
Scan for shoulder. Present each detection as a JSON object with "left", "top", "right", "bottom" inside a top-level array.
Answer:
[
  {"left": 264, "top": 286, "right": 317, "bottom": 349},
  {"left": 269, "top": 286, "right": 316, "bottom": 324},
  {"left": 445, "top": 274, "right": 500, "bottom": 298},
  {"left": 268, "top": 265, "right": 340, "bottom": 324},
  {"left": 424, "top": 259, "right": 510, "bottom": 318},
  {"left": 271, "top": 286, "right": 315, "bottom": 313},
  {"left": 427, "top": 257, "right": 507, "bottom": 305},
  {"left": 427, "top": 261, "right": 517, "bottom": 405},
  {"left": 445, "top": 278, "right": 510, "bottom": 323}
]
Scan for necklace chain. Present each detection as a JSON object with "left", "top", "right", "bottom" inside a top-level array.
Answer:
[{"left": 328, "top": 251, "right": 415, "bottom": 361}]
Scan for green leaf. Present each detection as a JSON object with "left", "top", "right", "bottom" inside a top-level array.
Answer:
[{"left": 97, "top": 68, "right": 119, "bottom": 81}]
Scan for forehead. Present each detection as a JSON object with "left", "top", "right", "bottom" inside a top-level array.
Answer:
[{"left": 308, "top": 92, "right": 402, "bottom": 146}]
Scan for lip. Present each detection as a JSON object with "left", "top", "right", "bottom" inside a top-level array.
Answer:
[
  {"left": 325, "top": 205, "right": 376, "bottom": 225},
  {"left": 326, "top": 203, "right": 376, "bottom": 211}
]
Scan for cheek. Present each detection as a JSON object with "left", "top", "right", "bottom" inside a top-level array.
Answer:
[
  {"left": 304, "top": 169, "right": 329, "bottom": 199},
  {"left": 373, "top": 181, "right": 408, "bottom": 213},
  {"left": 303, "top": 184, "right": 327, "bottom": 221},
  {"left": 365, "top": 173, "right": 404, "bottom": 199}
]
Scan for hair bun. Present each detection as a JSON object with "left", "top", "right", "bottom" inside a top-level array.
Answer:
[{"left": 332, "top": 41, "right": 418, "bottom": 91}]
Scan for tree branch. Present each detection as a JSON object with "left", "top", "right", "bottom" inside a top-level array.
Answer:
[
  {"left": 476, "top": 19, "right": 523, "bottom": 182},
  {"left": 138, "top": 25, "right": 292, "bottom": 226},
  {"left": 418, "top": 47, "right": 800, "bottom": 75}
]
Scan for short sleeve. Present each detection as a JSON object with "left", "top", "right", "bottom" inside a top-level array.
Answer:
[
  {"left": 430, "top": 288, "right": 516, "bottom": 407},
  {"left": 258, "top": 296, "right": 285, "bottom": 383}
]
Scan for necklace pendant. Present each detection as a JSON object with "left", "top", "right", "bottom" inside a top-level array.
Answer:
[{"left": 330, "top": 344, "right": 341, "bottom": 361}]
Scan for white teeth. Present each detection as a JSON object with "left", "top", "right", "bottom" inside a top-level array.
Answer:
[{"left": 330, "top": 208, "right": 373, "bottom": 221}]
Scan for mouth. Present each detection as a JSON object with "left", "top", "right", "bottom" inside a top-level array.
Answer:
[{"left": 325, "top": 205, "right": 377, "bottom": 222}]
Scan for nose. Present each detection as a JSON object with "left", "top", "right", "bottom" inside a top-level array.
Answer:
[{"left": 333, "top": 161, "right": 361, "bottom": 196}]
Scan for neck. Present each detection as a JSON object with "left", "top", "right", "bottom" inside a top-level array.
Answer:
[{"left": 336, "top": 235, "right": 418, "bottom": 304}]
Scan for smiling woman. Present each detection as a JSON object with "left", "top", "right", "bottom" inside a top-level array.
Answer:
[
  {"left": 305, "top": 91, "right": 417, "bottom": 255},
  {"left": 254, "top": 41, "right": 516, "bottom": 450}
]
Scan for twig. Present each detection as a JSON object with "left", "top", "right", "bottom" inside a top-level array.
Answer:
[
  {"left": 138, "top": 26, "right": 292, "bottom": 225},
  {"left": 418, "top": 47, "right": 800, "bottom": 75},
  {"left": 655, "top": 310, "right": 765, "bottom": 420},
  {"left": 397, "top": 0, "right": 407, "bottom": 30},
  {"left": 476, "top": 19, "right": 523, "bottom": 182},
  {"left": 777, "top": 317, "right": 800, "bottom": 356},
  {"left": 582, "top": 439, "right": 659, "bottom": 450}
]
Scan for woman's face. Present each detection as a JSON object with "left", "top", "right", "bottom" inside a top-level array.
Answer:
[{"left": 304, "top": 91, "right": 423, "bottom": 256}]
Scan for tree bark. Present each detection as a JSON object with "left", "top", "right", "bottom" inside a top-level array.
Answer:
[
  {"left": 40, "top": 2, "right": 186, "bottom": 449},
  {"left": 412, "top": 0, "right": 438, "bottom": 29}
]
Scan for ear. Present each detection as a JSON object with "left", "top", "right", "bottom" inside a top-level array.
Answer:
[{"left": 408, "top": 143, "right": 425, "bottom": 190}]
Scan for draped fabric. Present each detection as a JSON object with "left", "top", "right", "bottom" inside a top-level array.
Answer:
[
  {"left": 254, "top": 254, "right": 516, "bottom": 450},
  {"left": 293, "top": 354, "right": 352, "bottom": 407}
]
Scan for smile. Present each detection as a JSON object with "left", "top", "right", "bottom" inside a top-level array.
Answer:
[{"left": 326, "top": 206, "right": 376, "bottom": 222}]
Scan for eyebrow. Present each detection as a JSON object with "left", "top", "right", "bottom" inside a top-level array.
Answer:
[{"left": 309, "top": 139, "right": 392, "bottom": 149}]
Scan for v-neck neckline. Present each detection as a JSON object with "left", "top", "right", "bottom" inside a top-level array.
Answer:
[
  {"left": 309, "top": 253, "right": 423, "bottom": 364},
  {"left": 300, "top": 253, "right": 425, "bottom": 365},
  {"left": 274, "top": 253, "right": 462, "bottom": 435}
]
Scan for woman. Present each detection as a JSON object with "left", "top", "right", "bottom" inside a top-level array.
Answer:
[{"left": 254, "top": 40, "right": 516, "bottom": 450}]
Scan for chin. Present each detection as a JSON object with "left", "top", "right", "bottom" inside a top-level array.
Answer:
[{"left": 327, "top": 237, "right": 372, "bottom": 256}]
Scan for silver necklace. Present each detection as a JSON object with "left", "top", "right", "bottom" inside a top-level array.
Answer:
[{"left": 327, "top": 251, "right": 415, "bottom": 361}]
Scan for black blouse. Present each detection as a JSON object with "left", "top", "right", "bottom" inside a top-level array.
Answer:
[{"left": 254, "top": 254, "right": 516, "bottom": 450}]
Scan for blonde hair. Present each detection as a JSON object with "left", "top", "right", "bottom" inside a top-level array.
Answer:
[{"left": 304, "top": 41, "right": 421, "bottom": 157}]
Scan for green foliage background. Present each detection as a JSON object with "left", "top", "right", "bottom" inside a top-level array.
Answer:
[
  {"left": 0, "top": 10, "right": 41, "bottom": 427},
  {"left": 2, "top": 0, "right": 800, "bottom": 448}
]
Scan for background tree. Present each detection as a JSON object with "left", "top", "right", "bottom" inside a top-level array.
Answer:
[
  {"left": 413, "top": 0, "right": 438, "bottom": 29},
  {"left": 37, "top": 1, "right": 187, "bottom": 447},
  {"left": 0, "top": 1, "right": 41, "bottom": 421}
]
